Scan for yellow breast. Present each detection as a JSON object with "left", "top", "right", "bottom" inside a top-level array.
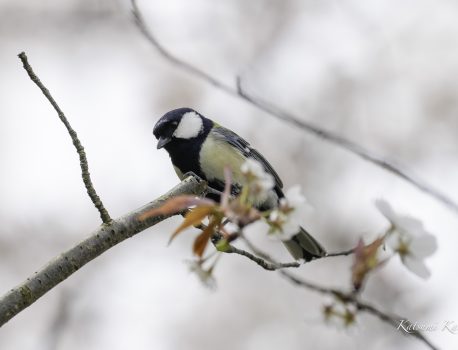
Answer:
[
  {"left": 199, "top": 133, "right": 278, "bottom": 208},
  {"left": 199, "top": 135, "right": 247, "bottom": 186}
]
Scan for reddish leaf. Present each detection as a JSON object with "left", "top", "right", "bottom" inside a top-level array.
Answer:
[
  {"left": 193, "top": 219, "right": 218, "bottom": 257},
  {"left": 168, "top": 205, "right": 214, "bottom": 244},
  {"left": 351, "top": 237, "right": 384, "bottom": 291},
  {"left": 138, "top": 195, "right": 215, "bottom": 221}
]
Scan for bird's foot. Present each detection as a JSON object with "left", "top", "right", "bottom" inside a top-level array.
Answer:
[{"left": 183, "top": 171, "right": 203, "bottom": 182}]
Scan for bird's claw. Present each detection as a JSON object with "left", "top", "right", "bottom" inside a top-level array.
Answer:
[{"left": 183, "top": 171, "right": 203, "bottom": 182}]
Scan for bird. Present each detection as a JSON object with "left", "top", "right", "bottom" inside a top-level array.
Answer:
[{"left": 153, "top": 107, "right": 326, "bottom": 261}]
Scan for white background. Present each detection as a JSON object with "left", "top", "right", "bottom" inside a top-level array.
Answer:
[{"left": 0, "top": 0, "right": 457, "bottom": 349}]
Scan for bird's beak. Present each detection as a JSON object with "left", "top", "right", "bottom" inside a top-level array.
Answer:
[{"left": 157, "top": 136, "right": 172, "bottom": 149}]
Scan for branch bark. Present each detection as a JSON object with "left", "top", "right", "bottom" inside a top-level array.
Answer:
[{"left": 0, "top": 176, "right": 207, "bottom": 328}]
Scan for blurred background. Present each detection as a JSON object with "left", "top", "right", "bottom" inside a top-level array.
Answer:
[{"left": 1, "top": 0, "right": 457, "bottom": 349}]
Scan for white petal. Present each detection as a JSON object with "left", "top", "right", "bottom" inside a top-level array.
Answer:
[
  {"left": 385, "top": 231, "right": 402, "bottom": 251},
  {"left": 268, "top": 210, "right": 300, "bottom": 241},
  {"left": 285, "top": 185, "right": 306, "bottom": 207},
  {"left": 395, "top": 215, "right": 424, "bottom": 235},
  {"left": 241, "top": 159, "right": 266, "bottom": 178},
  {"left": 410, "top": 234, "right": 437, "bottom": 258},
  {"left": 223, "top": 222, "right": 240, "bottom": 234},
  {"left": 280, "top": 219, "right": 301, "bottom": 240},
  {"left": 402, "top": 256, "right": 431, "bottom": 279},
  {"left": 242, "top": 159, "right": 275, "bottom": 200},
  {"left": 375, "top": 199, "right": 396, "bottom": 222},
  {"left": 285, "top": 186, "right": 313, "bottom": 224},
  {"left": 269, "top": 210, "right": 280, "bottom": 221},
  {"left": 259, "top": 175, "right": 275, "bottom": 191},
  {"left": 240, "top": 158, "right": 255, "bottom": 173},
  {"left": 375, "top": 200, "right": 429, "bottom": 243}
]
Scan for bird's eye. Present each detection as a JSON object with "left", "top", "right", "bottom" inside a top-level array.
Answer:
[{"left": 172, "top": 121, "right": 178, "bottom": 126}]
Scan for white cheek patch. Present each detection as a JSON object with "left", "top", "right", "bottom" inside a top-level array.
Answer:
[{"left": 173, "top": 111, "right": 203, "bottom": 139}]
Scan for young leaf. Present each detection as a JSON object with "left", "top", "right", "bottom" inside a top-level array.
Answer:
[
  {"left": 193, "top": 219, "right": 218, "bottom": 257},
  {"left": 138, "top": 195, "right": 215, "bottom": 221},
  {"left": 351, "top": 237, "right": 384, "bottom": 291},
  {"left": 168, "top": 205, "right": 214, "bottom": 244}
]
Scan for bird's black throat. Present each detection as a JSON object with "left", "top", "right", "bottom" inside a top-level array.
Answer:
[{"left": 163, "top": 117, "right": 213, "bottom": 180}]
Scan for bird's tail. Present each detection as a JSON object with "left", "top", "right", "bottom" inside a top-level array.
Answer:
[{"left": 282, "top": 227, "right": 327, "bottom": 262}]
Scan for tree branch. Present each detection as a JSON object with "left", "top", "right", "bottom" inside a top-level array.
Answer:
[
  {"left": 130, "top": 1, "right": 458, "bottom": 215},
  {"left": 236, "top": 236, "right": 438, "bottom": 350},
  {"left": 18, "top": 52, "right": 112, "bottom": 224},
  {"left": 280, "top": 271, "right": 439, "bottom": 350},
  {"left": 0, "top": 176, "right": 207, "bottom": 328}
]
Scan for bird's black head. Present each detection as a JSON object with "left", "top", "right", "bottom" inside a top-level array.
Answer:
[{"left": 153, "top": 108, "right": 211, "bottom": 150}]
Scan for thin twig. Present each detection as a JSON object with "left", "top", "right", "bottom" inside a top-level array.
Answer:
[
  {"left": 239, "top": 236, "right": 438, "bottom": 350},
  {"left": 18, "top": 52, "right": 112, "bottom": 224},
  {"left": 131, "top": 0, "right": 235, "bottom": 96},
  {"left": 130, "top": 1, "right": 458, "bottom": 215},
  {"left": 326, "top": 247, "right": 355, "bottom": 257},
  {"left": 238, "top": 77, "right": 458, "bottom": 215},
  {"left": 227, "top": 245, "right": 300, "bottom": 270},
  {"left": 188, "top": 215, "right": 300, "bottom": 270},
  {"left": 0, "top": 176, "right": 207, "bottom": 327},
  {"left": 280, "top": 271, "right": 439, "bottom": 350}
]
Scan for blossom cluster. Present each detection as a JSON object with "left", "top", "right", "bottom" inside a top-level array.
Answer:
[
  {"left": 241, "top": 158, "right": 311, "bottom": 241},
  {"left": 145, "top": 158, "right": 438, "bottom": 292},
  {"left": 375, "top": 199, "right": 437, "bottom": 279}
]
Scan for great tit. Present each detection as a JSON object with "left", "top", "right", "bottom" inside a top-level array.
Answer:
[{"left": 153, "top": 107, "right": 326, "bottom": 261}]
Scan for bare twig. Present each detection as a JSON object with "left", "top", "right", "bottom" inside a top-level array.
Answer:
[
  {"left": 226, "top": 244, "right": 300, "bottom": 270},
  {"left": 239, "top": 236, "right": 438, "bottom": 350},
  {"left": 0, "top": 176, "right": 207, "bottom": 327},
  {"left": 281, "top": 271, "right": 439, "bottom": 350},
  {"left": 18, "top": 52, "right": 112, "bottom": 224},
  {"left": 238, "top": 79, "right": 458, "bottom": 215},
  {"left": 326, "top": 247, "right": 355, "bottom": 257},
  {"left": 223, "top": 229, "right": 355, "bottom": 266},
  {"left": 130, "top": 1, "right": 458, "bottom": 215},
  {"left": 131, "top": 0, "right": 235, "bottom": 96}
]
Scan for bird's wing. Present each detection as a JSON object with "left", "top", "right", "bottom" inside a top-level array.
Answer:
[{"left": 212, "top": 126, "right": 284, "bottom": 189}]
